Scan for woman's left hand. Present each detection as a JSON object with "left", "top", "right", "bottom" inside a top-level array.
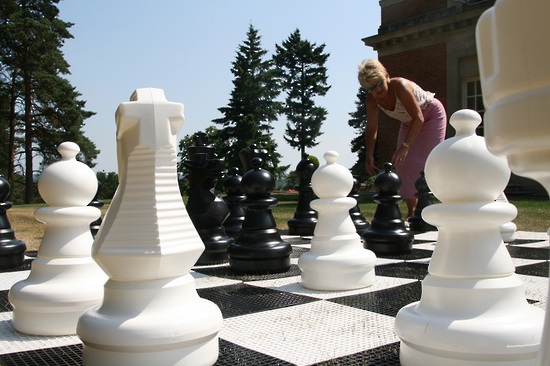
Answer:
[{"left": 391, "top": 145, "right": 409, "bottom": 167}]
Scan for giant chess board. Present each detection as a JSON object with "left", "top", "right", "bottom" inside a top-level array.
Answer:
[{"left": 0, "top": 230, "right": 548, "bottom": 366}]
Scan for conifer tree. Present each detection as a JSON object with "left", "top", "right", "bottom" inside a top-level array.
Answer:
[
  {"left": 0, "top": 0, "right": 98, "bottom": 203},
  {"left": 273, "top": 29, "right": 330, "bottom": 159},
  {"left": 348, "top": 87, "right": 371, "bottom": 177},
  {"left": 212, "top": 24, "right": 282, "bottom": 171}
]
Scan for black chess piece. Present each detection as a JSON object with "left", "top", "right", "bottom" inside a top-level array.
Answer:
[
  {"left": 222, "top": 167, "right": 245, "bottom": 239},
  {"left": 228, "top": 157, "right": 292, "bottom": 273},
  {"left": 362, "top": 162, "right": 413, "bottom": 255},
  {"left": 239, "top": 144, "right": 269, "bottom": 173},
  {"left": 408, "top": 171, "right": 437, "bottom": 233},
  {"left": 348, "top": 175, "right": 370, "bottom": 234},
  {"left": 287, "top": 154, "right": 317, "bottom": 236},
  {"left": 184, "top": 132, "right": 234, "bottom": 264},
  {"left": 88, "top": 193, "right": 104, "bottom": 238},
  {"left": 0, "top": 175, "right": 26, "bottom": 269}
]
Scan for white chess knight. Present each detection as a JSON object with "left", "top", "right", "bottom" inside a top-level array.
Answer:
[
  {"left": 9, "top": 142, "right": 107, "bottom": 335},
  {"left": 476, "top": 1, "right": 550, "bottom": 365},
  {"left": 77, "top": 88, "right": 222, "bottom": 366},
  {"left": 394, "top": 109, "right": 544, "bottom": 366},
  {"left": 298, "top": 151, "right": 376, "bottom": 290}
]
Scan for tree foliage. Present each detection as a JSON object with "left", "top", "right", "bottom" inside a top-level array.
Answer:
[
  {"left": 273, "top": 29, "right": 330, "bottom": 159},
  {"left": 0, "top": 0, "right": 98, "bottom": 203},
  {"left": 95, "top": 171, "right": 118, "bottom": 201},
  {"left": 348, "top": 87, "right": 371, "bottom": 177},
  {"left": 212, "top": 24, "right": 283, "bottom": 172}
]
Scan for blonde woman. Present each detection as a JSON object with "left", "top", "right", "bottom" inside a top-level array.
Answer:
[{"left": 358, "top": 59, "right": 447, "bottom": 218}]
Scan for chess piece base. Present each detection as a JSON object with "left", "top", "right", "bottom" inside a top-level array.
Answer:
[
  {"left": 228, "top": 256, "right": 291, "bottom": 274},
  {"left": 197, "top": 250, "right": 229, "bottom": 265},
  {"left": 82, "top": 337, "right": 218, "bottom": 366},
  {"left": 196, "top": 234, "right": 232, "bottom": 265},
  {"left": 362, "top": 230, "right": 413, "bottom": 255},
  {"left": 395, "top": 274, "right": 544, "bottom": 366},
  {"left": 399, "top": 342, "right": 538, "bottom": 366},
  {"left": 299, "top": 235, "right": 376, "bottom": 290},
  {"left": 9, "top": 257, "right": 105, "bottom": 335},
  {"left": 0, "top": 238, "right": 26, "bottom": 269},
  {"left": 287, "top": 217, "right": 317, "bottom": 236},
  {"left": 78, "top": 274, "right": 222, "bottom": 366},
  {"left": 228, "top": 226, "right": 292, "bottom": 274},
  {"left": 408, "top": 217, "right": 437, "bottom": 233}
]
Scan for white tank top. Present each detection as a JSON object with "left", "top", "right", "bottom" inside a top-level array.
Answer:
[{"left": 378, "top": 82, "right": 434, "bottom": 123}]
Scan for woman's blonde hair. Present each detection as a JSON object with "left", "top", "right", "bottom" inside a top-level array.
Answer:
[{"left": 357, "top": 59, "right": 389, "bottom": 89}]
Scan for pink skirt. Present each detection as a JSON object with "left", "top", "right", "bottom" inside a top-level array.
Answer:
[{"left": 396, "top": 98, "right": 447, "bottom": 199}]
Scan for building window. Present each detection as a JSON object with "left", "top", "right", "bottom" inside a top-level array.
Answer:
[{"left": 463, "top": 78, "right": 485, "bottom": 134}]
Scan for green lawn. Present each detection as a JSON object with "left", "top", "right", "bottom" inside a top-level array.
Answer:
[
  {"left": 273, "top": 193, "right": 550, "bottom": 233},
  {"left": 8, "top": 193, "right": 550, "bottom": 251}
]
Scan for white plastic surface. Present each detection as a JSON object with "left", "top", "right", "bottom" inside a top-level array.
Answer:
[
  {"left": 298, "top": 151, "right": 376, "bottom": 290},
  {"left": 497, "top": 192, "right": 517, "bottom": 242},
  {"left": 394, "top": 110, "right": 545, "bottom": 365},
  {"left": 476, "top": 1, "right": 550, "bottom": 365},
  {"left": 9, "top": 142, "right": 106, "bottom": 335},
  {"left": 77, "top": 88, "right": 222, "bottom": 366}
]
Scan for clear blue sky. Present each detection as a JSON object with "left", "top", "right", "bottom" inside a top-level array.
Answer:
[{"left": 57, "top": 0, "right": 381, "bottom": 173}]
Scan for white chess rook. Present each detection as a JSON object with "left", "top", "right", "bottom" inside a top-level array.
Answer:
[
  {"left": 9, "top": 142, "right": 107, "bottom": 335},
  {"left": 394, "top": 110, "right": 544, "bottom": 366},
  {"left": 298, "top": 151, "right": 376, "bottom": 291},
  {"left": 476, "top": 1, "right": 550, "bottom": 365},
  {"left": 77, "top": 88, "right": 222, "bottom": 366}
]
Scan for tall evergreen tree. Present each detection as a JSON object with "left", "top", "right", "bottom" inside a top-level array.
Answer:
[
  {"left": 0, "top": 0, "right": 98, "bottom": 203},
  {"left": 212, "top": 24, "right": 282, "bottom": 171},
  {"left": 273, "top": 29, "right": 330, "bottom": 159},
  {"left": 348, "top": 87, "right": 371, "bottom": 177}
]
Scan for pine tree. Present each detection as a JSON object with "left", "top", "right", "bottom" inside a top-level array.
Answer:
[
  {"left": 348, "top": 87, "right": 372, "bottom": 177},
  {"left": 273, "top": 29, "right": 330, "bottom": 159},
  {"left": 0, "top": 0, "right": 98, "bottom": 203},
  {"left": 212, "top": 24, "right": 282, "bottom": 171}
]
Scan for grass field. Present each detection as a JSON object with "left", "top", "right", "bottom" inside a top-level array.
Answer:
[{"left": 6, "top": 193, "right": 550, "bottom": 251}]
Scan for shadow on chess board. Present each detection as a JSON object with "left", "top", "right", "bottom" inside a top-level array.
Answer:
[{"left": 0, "top": 231, "right": 548, "bottom": 366}]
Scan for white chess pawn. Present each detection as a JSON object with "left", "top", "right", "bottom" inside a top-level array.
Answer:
[
  {"left": 298, "top": 151, "right": 376, "bottom": 290},
  {"left": 9, "top": 142, "right": 107, "bottom": 335},
  {"left": 77, "top": 88, "right": 222, "bottom": 366},
  {"left": 496, "top": 192, "right": 517, "bottom": 243},
  {"left": 394, "top": 110, "right": 544, "bottom": 366}
]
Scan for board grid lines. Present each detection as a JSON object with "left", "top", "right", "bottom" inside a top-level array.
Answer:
[{"left": 0, "top": 230, "right": 548, "bottom": 366}]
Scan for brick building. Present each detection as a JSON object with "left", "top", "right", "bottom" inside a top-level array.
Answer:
[{"left": 362, "top": 0, "right": 545, "bottom": 196}]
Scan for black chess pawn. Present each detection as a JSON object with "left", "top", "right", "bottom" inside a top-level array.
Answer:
[
  {"left": 287, "top": 154, "right": 317, "bottom": 236},
  {"left": 408, "top": 171, "right": 437, "bottom": 233},
  {"left": 222, "top": 167, "right": 246, "bottom": 239},
  {"left": 184, "top": 133, "right": 234, "bottom": 264},
  {"left": 88, "top": 193, "right": 104, "bottom": 238},
  {"left": 362, "top": 162, "right": 413, "bottom": 255},
  {"left": 348, "top": 175, "right": 370, "bottom": 234},
  {"left": 228, "top": 157, "right": 292, "bottom": 273},
  {"left": 0, "top": 175, "right": 27, "bottom": 269}
]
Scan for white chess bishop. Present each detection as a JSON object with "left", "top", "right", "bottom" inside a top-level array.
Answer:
[
  {"left": 394, "top": 109, "right": 545, "bottom": 366},
  {"left": 77, "top": 88, "right": 222, "bottom": 366},
  {"left": 9, "top": 142, "right": 107, "bottom": 335},
  {"left": 298, "top": 151, "right": 376, "bottom": 291}
]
